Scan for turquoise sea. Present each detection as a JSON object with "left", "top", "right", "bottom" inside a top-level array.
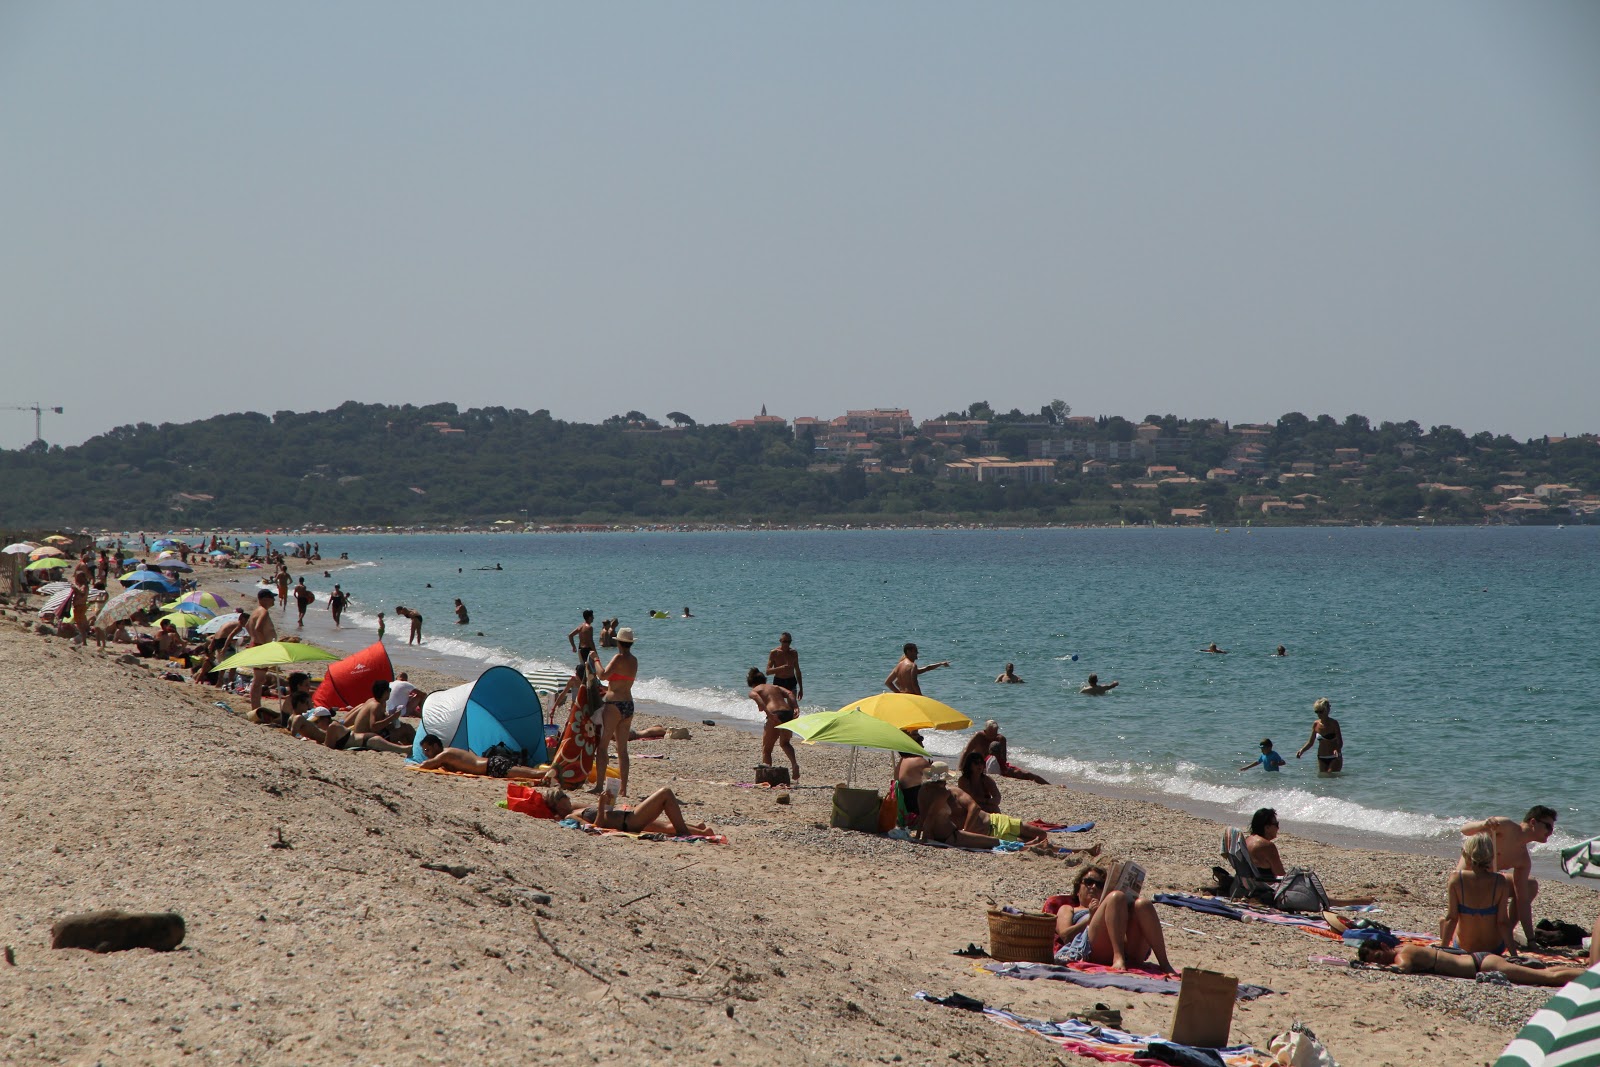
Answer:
[{"left": 271, "top": 527, "right": 1594, "bottom": 852}]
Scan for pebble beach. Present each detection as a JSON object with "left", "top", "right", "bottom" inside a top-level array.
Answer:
[{"left": 2, "top": 559, "right": 1596, "bottom": 1065}]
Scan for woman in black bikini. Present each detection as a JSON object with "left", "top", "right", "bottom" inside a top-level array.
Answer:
[
  {"left": 1358, "top": 940, "right": 1582, "bottom": 986},
  {"left": 1442, "top": 832, "right": 1513, "bottom": 954},
  {"left": 543, "top": 786, "right": 714, "bottom": 837},
  {"left": 592, "top": 627, "right": 638, "bottom": 796},
  {"left": 1295, "top": 698, "right": 1343, "bottom": 772}
]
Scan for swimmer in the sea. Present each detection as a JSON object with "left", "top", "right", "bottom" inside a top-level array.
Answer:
[{"left": 1201, "top": 643, "right": 1228, "bottom": 654}]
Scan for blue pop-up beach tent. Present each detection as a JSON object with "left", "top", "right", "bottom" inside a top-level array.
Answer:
[{"left": 412, "top": 665, "right": 546, "bottom": 765}]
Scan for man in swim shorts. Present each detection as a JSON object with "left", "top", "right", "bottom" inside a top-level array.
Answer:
[
  {"left": 765, "top": 632, "right": 803, "bottom": 700},
  {"left": 1459, "top": 806, "right": 1557, "bottom": 949},
  {"left": 886, "top": 643, "right": 949, "bottom": 695},
  {"left": 1357, "top": 940, "right": 1582, "bottom": 987},
  {"left": 747, "top": 668, "right": 801, "bottom": 782},
  {"left": 417, "top": 735, "right": 550, "bottom": 780}
]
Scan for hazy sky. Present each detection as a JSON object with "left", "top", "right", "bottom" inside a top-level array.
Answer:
[{"left": 3, "top": 2, "right": 1597, "bottom": 450}]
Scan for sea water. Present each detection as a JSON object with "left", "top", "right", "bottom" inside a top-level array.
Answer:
[{"left": 271, "top": 526, "right": 1595, "bottom": 851}]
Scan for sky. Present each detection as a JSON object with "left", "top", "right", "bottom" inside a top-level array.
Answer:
[{"left": 2, "top": 2, "right": 1597, "bottom": 450}]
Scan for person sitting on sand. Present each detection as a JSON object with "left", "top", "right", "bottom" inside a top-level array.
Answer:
[
  {"left": 1201, "top": 643, "right": 1228, "bottom": 654},
  {"left": 1054, "top": 864, "right": 1176, "bottom": 973},
  {"left": 986, "top": 741, "right": 1049, "bottom": 785},
  {"left": 995, "top": 663, "right": 1024, "bottom": 684},
  {"left": 274, "top": 672, "right": 314, "bottom": 725},
  {"left": 894, "top": 743, "right": 934, "bottom": 823},
  {"left": 1245, "top": 808, "right": 1374, "bottom": 906},
  {"left": 956, "top": 748, "right": 1003, "bottom": 814},
  {"left": 1441, "top": 833, "right": 1513, "bottom": 955},
  {"left": 747, "top": 667, "right": 801, "bottom": 783},
  {"left": 542, "top": 786, "right": 714, "bottom": 837},
  {"left": 1459, "top": 805, "right": 1557, "bottom": 949},
  {"left": 914, "top": 773, "right": 1051, "bottom": 851},
  {"left": 339, "top": 681, "right": 400, "bottom": 737},
  {"left": 1356, "top": 940, "right": 1583, "bottom": 987},
  {"left": 416, "top": 735, "right": 549, "bottom": 779},
  {"left": 1080, "top": 673, "right": 1119, "bottom": 696}
]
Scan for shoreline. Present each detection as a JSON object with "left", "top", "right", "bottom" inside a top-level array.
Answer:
[{"left": 246, "top": 561, "right": 1588, "bottom": 889}]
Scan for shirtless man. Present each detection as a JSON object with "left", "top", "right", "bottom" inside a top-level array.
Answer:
[
  {"left": 568, "top": 609, "right": 597, "bottom": 661},
  {"left": 293, "top": 579, "right": 314, "bottom": 627},
  {"left": 1356, "top": 940, "right": 1582, "bottom": 987},
  {"left": 747, "top": 668, "right": 801, "bottom": 782},
  {"left": 1080, "top": 673, "right": 1119, "bottom": 695},
  {"left": 886, "top": 643, "right": 949, "bottom": 695},
  {"left": 765, "top": 632, "right": 803, "bottom": 700},
  {"left": 894, "top": 742, "right": 934, "bottom": 823},
  {"left": 340, "top": 680, "right": 399, "bottom": 737},
  {"left": 416, "top": 735, "right": 549, "bottom": 779},
  {"left": 995, "top": 663, "right": 1024, "bottom": 684},
  {"left": 1201, "top": 643, "right": 1228, "bottom": 654},
  {"left": 917, "top": 774, "right": 1056, "bottom": 852},
  {"left": 245, "top": 589, "right": 278, "bottom": 711},
  {"left": 1460, "top": 806, "right": 1558, "bottom": 948},
  {"left": 209, "top": 610, "right": 247, "bottom": 654}
]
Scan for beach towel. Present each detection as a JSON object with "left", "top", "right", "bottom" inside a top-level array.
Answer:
[
  {"left": 1155, "top": 894, "right": 1434, "bottom": 942},
  {"left": 1026, "top": 820, "right": 1096, "bottom": 833},
  {"left": 979, "top": 960, "right": 1275, "bottom": 1000},
  {"left": 557, "top": 817, "right": 727, "bottom": 845},
  {"left": 914, "top": 993, "right": 1274, "bottom": 1066}
]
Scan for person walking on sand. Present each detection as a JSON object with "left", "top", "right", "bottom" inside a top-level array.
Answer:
[
  {"left": 1295, "top": 697, "right": 1343, "bottom": 773},
  {"left": 328, "top": 584, "right": 348, "bottom": 627},
  {"left": 454, "top": 598, "right": 469, "bottom": 625},
  {"left": 293, "top": 578, "right": 314, "bottom": 627},
  {"left": 593, "top": 626, "right": 638, "bottom": 796},
  {"left": 1458, "top": 806, "right": 1558, "bottom": 949},
  {"left": 747, "top": 668, "right": 801, "bottom": 783},
  {"left": 765, "top": 632, "right": 803, "bottom": 700},
  {"left": 886, "top": 643, "right": 949, "bottom": 695},
  {"left": 245, "top": 588, "right": 278, "bottom": 711}
]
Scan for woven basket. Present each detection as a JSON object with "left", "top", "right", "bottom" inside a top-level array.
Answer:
[{"left": 986, "top": 908, "right": 1056, "bottom": 963}]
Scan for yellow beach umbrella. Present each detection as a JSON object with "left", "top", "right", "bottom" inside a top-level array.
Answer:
[
  {"left": 29, "top": 546, "right": 65, "bottom": 560},
  {"left": 835, "top": 692, "right": 972, "bottom": 732},
  {"left": 42, "top": 535, "right": 73, "bottom": 545}
]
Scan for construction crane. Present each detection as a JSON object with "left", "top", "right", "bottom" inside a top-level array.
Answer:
[{"left": 4, "top": 404, "right": 64, "bottom": 444}]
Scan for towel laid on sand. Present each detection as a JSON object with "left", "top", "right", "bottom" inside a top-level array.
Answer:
[
  {"left": 557, "top": 817, "right": 727, "bottom": 845},
  {"left": 980, "top": 960, "right": 1275, "bottom": 1000},
  {"left": 1154, "top": 894, "right": 1433, "bottom": 942},
  {"left": 1025, "top": 820, "right": 1095, "bottom": 833},
  {"left": 914, "top": 993, "right": 1273, "bottom": 1066}
]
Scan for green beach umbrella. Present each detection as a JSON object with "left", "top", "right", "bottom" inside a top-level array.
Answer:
[
  {"left": 25, "top": 558, "right": 72, "bottom": 571},
  {"left": 212, "top": 640, "right": 339, "bottom": 673},
  {"left": 780, "top": 709, "right": 930, "bottom": 755},
  {"left": 1495, "top": 961, "right": 1600, "bottom": 1067},
  {"left": 157, "top": 611, "right": 211, "bottom": 631}
]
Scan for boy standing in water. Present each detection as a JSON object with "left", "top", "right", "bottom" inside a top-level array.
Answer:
[{"left": 1239, "top": 738, "right": 1286, "bottom": 773}]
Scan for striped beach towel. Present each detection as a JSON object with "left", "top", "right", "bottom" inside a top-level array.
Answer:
[{"left": 1496, "top": 962, "right": 1600, "bottom": 1067}]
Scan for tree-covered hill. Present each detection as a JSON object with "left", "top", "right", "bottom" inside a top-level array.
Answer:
[{"left": 1, "top": 402, "right": 1595, "bottom": 528}]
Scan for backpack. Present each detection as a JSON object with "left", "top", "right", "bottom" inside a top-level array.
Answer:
[{"left": 1273, "top": 869, "right": 1331, "bottom": 913}]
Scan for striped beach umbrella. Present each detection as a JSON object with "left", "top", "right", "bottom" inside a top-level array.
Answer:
[
  {"left": 28, "top": 545, "right": 64, "bottom": 560},
  {"left": 165, "top": 591, "right": 230, "bottom": 613},
  {"left": 1496, "top": 962, "right": 1600, "bottom": 1066}
]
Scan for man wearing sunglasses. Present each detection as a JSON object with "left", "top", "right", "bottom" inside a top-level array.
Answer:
[{"left": 1460, "top": 805, "right": 1557, "bottom": 949}]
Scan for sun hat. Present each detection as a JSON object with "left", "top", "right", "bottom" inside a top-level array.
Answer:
[
  {"left": 615, "top": 626, "right": 636, "bottom": 644},
  {"left": 924, "top": 761, "right": 950, "bottom": 785}
]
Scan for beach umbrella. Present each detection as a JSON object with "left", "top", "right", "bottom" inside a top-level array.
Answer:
[
  {"left": 780, "top": 708, "right": 928, "bottom": 786},
  {"left": 38, "top": 587, "right": 75, "bottom": 617},
  {"left": 197, "top": 613, "right": 242, "bottom": 636},
  {"left": 2, "top": 542, "right": 38, "bottom": 554},
  {"left": 213, "top": 641, "right": 339, "bottom": 673},
  {"left": 42, "top": 535, "right": 73, "bottom": 545},
  {"left": 836, "top": 692, "right": 973, "bottom": 732},
  {"left": 150, "top": 539, "right": 178, "bottom": 551},
  {"left": 119, "top": 570, "right": 179, "bottom": 592},
  {"left": 36, "top": 581, "right": 71, "bottom": 596},
  {"left": 1495, "top": 961, "right": 1600, "bottom": 1067},
  {"left": 152, "top": 559, "right": 193, "bottom": 572},
  {"left": 157, "top": 611, "right": 210, "bottom": 632},
  {"left": 238, "top": 541, "right": 256, "bottom": 549},
  {"left": 96, "top": 588, "right": 163, "bottom": 627},
  {"left": 280, "top": 541, "right": 301, "bottom": 549},
  {"left": 166, "top": 591, "right": 230, "bottom": 613},
  {"left": 25, "top": 558, "right": 72, "bottom": 571},
  {"left": 29, "top": 546, "right": 65, "bottom": 560}
]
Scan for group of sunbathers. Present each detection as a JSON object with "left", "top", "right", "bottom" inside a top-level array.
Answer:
[{"left": 894, "top": 720, "right": 1071, "bottom": 852}]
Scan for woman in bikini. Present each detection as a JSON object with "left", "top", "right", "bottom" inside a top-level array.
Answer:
[
  {"left": 1358, "top": 940, "right": 1582, "bottom": 987},
  {"left": 1295, "top": 697, "right": 1343, "bottom": 772},
  {"left": 1441, "top": 832, "right": 1513, "bottom": 954},
  {"left": 542, "top": 786, "right": 714, "bottom": 837},
  {"left": 1054, "top": 864, "right": 1175, "bottom": 973},
  {"left": 592, "top": 626, "right": 638, "bottom": 796}
]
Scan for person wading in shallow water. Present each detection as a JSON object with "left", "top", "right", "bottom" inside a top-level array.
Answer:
[{"left": 886, "top": 643, "right": 949, "bottom": 695}]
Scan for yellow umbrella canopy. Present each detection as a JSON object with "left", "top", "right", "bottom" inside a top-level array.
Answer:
[
  {"left": 835, "top": 692, "right": 972, "bottom": 731},
  {"left": 29, "top": 546, "right": 65, "bottom": 560},
  {"left": 42, "top": 535, "right": 73, "bottom": 545}
]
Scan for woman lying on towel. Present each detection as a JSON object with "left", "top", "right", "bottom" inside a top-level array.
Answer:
[
  {"left": 1246, "top": 808, "right": 1375, "bottom": 906},
  {"left": 543, "top": 787, "right": 715, "bottom": 838},
  {"left": 1356, "top": 940, "right": 1584, "bottom": 987},
  {"left": 1054, "top": 864, "right": 1175, "bottom": 973}
]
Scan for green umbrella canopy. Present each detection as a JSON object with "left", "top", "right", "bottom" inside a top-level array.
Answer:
[
  {"left": 24, "top": 558, "right": 72, "bottom": 571},
  {"left": 213, "top": 641, "right": 339, "bottom": 673},
  {"left": 779, "top": 709, "right": 929, "bottom": 756},
  {"left": 157, "top": 611, "right": 211, "bottom": 631}
]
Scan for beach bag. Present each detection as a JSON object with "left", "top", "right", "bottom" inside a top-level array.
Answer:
[
  {"left": 1272, "top": 869, "right": 1331, "bottom": 913},
  {"left": 830, "top": 786, "right": 881, "bottom": 833},
  {"left": 877, "top": 782, "right": 900, "bottom": 833},
  {"left": 1268, "top": 1023, "right": 1339, "bottom": 1066}
]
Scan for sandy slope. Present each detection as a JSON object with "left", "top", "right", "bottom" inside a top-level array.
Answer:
[{"left": 0, "top": 611, "right": 1593, "bottom": 1066}]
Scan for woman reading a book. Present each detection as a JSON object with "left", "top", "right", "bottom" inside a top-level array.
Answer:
[{"left": 1054, "top": 863, "right": 1176, "bottom": 973}]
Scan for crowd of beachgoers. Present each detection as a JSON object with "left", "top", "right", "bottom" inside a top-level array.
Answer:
[{"left": 4, "top": 531, "right": 1597, "bottom": 1065}]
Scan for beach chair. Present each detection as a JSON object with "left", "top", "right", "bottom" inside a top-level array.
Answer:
[{"left": 1220, "top": 828, "right": 1277, "bottom": 906}]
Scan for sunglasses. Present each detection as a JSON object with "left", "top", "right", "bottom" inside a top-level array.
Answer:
[{"left": 1081, "top": 877, "right": 1105, "bottom": 888}]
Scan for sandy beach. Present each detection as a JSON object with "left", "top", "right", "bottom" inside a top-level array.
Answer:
[{"left": 2, "top": 561, "right": 1596, "bottom": 1066}]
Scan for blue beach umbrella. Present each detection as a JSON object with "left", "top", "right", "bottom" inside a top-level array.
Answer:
[{"left": 119, "top": 570, "right": 179, "bottom": 593}]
